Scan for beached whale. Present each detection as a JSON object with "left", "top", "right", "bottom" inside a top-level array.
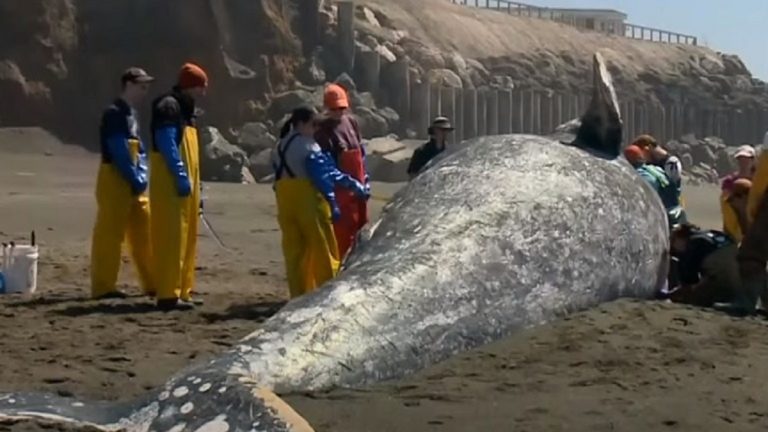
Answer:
[{"left": 0, "top": 53, "right": 669, "bottom": 432}]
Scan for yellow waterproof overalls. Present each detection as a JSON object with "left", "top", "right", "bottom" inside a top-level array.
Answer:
[
  {"left": 149, "top": 126, "right": 201, "bottom": 302},
  {"left": 90, "top": 138, "right": 153, "bottom": 298},
  {"left": 274, "top": 133, "right": 341, "bottom": 298}
]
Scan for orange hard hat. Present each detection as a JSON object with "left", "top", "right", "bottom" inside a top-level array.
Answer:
[
  {"left": 324, "top": 83, "right": 349, "bottom": 110},
  {"left": 623, "top": 145, "right": 645, "bottom": 164},
  {"left": 632, "top": 134, "right": 657, "bottom": 149}
]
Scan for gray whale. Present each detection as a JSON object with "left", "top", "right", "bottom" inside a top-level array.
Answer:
[{"left": 0, "top": 53, "right": 669, "bottom": 431}]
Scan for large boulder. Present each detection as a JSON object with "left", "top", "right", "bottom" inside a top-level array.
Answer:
[
  {"left": 267, "top": 89, "right": 319, "bottom": 120},
  {"left": 199, "top": 127, "right": 249, "bottom": 183},
  {"left": 689, "top": 141, "right": 717, "bottom": 167},
  {"left": 714, "top": 148, "right": 736, "bottom": 177},
  {"left": 355, "top": 107, "right": 389, "bottom": 138},
  {"left": 248, "top": 148, "right": 274, "bottom": 180},
  {"left": 426, "top": 68, "right": 463, "bottom": 88},
  {"left": 237, "top": 122, "right": 276, "bottom": 156}
]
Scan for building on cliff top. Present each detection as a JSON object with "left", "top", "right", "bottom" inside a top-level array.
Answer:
[{"left": 547, "top": 8, "right": 627, "bottom": 36}]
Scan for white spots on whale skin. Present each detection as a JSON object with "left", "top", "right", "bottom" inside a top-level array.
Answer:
[
  {"left": 167, "top": 423, "right": 187, "bottom": 432},
  {"left": 71, "top": 402, "right": 84, "bottom": 407},
  {"left": 194, "top": 414, "right": 229, "bottom": 432},
  {"left": 187, "top": 376, "right": 197, "bottom": 382},
  {"left": 199, "top": 383, "right": 212, "bottom": 393},
  {"left": 7, "top": 399, "right": 15, "bottom": 404},
  {"left": 180, "top": 402, "right": 194, "bottom": 414},
  {"left": 193, "top": 378, "right": 203, "bottom": 385},
  {"left": 159, "top": 405, "right": 179, "bottom": 419},
  {"left": 217, "top": 386, "right": 227, "bottom": 394},
  {"left": 173, "top": 386, "right": 190, "bottom": 398},
  {"left": 158, "top": 391, "right": 170, "bottom": 401}
]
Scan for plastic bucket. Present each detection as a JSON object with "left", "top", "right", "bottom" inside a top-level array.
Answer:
[{"left": 2, "top": 244, "right": 39, "bottom": 295}]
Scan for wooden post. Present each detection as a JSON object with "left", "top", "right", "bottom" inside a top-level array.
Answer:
[
  {"left": 441, "top": 87, "right": 457, "bottom": 145},
  {"left": 337, "top": 1, "right": 356, "bottom": 74},
  {"left": 412, "top": 80, "right": 430, "bottom": 139},
  {"left": 477, "top": 90, "right": 488, "bottom": 136},
  {"left": 522, "top": 91, "right": 534, "bottom": 133},
  {"left": 357, "top": 50, "right": 381, "bottom": 93},
  {"left": 462, "top": 89, "right": 477, "bottom": 140},
  {"left": 430, "top": 84, "right": 441, "bottom": 126},
  {"left": 389, "top": 59, "right": 410, "bottom": 130},
  {"left": 511, "top": 90, "right": 523, "bottom": 133},
  {"left": 487, "top": 90, "right": 499, "bottom": 135},
  {"left": 498, "top": 90, "right": 512, "bottom": 133}
]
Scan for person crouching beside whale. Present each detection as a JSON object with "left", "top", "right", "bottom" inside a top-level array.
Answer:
[
  {"left": 273, "top": 107, "right": 369, "bottom": 299},
  {"left": 665, "top": 223, "right": 740, "bottom": 309},
  {"left": 90, "top": 67, "right": 155, "bottom": 300},
  {"left": 624, "top": 144, "right": 687, "bottom": 227}
]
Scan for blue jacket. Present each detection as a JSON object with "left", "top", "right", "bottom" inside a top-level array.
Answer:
[
  {"left": 637, "top": 164, "right": 681, "bottom": 210},
  {"left": 99, "top": 98, "right": 148, "bottom": 193}
]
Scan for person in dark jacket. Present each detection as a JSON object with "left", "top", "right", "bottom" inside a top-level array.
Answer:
[
  {"left": 665, "top": 223, "right": 740, "bottom": 310},
  {"left": 407, "top": 116, "right": 454, "bottom": 180}
]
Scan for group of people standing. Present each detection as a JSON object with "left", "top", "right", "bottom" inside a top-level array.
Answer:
[
  {"left": 271, "top": 84, "right": 371, "bottom": 298},
  {"left": 90, "top": 63, "right": 208, "bottom": 311},
  {"left": 624, "top": 131, "right": 768, "bottom": 317}
]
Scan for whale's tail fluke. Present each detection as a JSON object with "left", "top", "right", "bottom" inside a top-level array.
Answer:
[{"left": 574, "top": 52, "right": 624, "bottom": 158}]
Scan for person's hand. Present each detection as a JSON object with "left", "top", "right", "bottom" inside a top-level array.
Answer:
[
  {"left": 353, "top": 181, "right": 370, "bottom": 200},
  {"left": 364, "top": 182, "right": 371, "bottom": 200},
  {"left": 331, "top": 204, "right": 341, "bottom": 222},
  {"left": 177, "top": 176, "right": 192, "bottom": 197},
  {"left": 132, "top": 178, "right": 148, "bottom": 196}
]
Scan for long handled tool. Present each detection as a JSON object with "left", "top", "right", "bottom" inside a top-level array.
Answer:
[{"left": 199, "top": 210, "right": 231, "bottom": 251}]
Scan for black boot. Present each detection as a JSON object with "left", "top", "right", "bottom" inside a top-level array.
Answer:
[{"left": 157, "top": 298, "right": 195, "bottom": 311}]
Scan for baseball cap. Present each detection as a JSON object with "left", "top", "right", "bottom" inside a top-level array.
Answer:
[
  {"left": 121, "top": 67, "right": 155, "bottom": 85},
  {"left": 431, "top": 116, "right": 454, "bottom": 131},
  {"left": 734, "top": 145, "right": 756, "bottom": 159}
]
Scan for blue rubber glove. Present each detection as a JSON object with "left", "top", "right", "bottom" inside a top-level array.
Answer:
[
  {"left": 155, "top": 126, "right": 191, "bottom": 197},
  {"left": 331, "top": 202, "right": 341, "bottom": 222},
  {"left": 106, "top": 135, "right": 146, "bottom": 195}
]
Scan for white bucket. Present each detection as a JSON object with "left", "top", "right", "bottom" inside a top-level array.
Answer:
[{"left": 1, "top": 244, "right": 39, "bottom": 295}]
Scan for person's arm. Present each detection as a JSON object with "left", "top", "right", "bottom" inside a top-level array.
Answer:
[
  {"left": 305, "top": 146, "right": 366, "bottom": 205},
  {"left": 102, "top": 110, "right": 144, "bottom": 193},
  {"left": 153, "top": 99, "right": 191, "bottom": 197}
]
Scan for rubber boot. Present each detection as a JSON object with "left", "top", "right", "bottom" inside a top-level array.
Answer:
[{"left": 713, "top": 276, "right": 762, "bottom": 317}]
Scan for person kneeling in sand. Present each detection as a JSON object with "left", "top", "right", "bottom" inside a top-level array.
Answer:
[{"left": 666, "top": 223, "right": 740, "bottom": 310}]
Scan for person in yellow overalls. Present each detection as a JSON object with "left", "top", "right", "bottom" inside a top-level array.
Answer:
[
  {"left": 90, "top": 67, "right": 155, "bottom": 299},
  {"left": 272, "top": 106, "right": 368, "bottom": 298},
  {"left": 149, "top": 63, "right": 208, "bottom": 311}
]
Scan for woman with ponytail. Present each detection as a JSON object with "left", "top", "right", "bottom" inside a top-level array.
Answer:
[{"left": 271, "top": 106, "right": 369, "bottom": 298}]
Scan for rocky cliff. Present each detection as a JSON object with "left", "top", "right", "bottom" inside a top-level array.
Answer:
[{"left": 2, "top": 0, "right": 767, "bottom": 166}]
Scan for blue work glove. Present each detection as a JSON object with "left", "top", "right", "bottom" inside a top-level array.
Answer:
[
  {"left": 132, "top": 177, "right": 148, "bottom": 195},
  {"left": 331, "top": 203, "right": 342, "bottom": 222},
  {"left": 351, "top": 179, "right": 369, "bottom": 200},
  {"left": 177, "top": 175, "right": 192, "bottom": 197}
]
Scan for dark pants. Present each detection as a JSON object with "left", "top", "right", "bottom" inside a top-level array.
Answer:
[{"left": 737, "top": 192, "right": 768, "bottom": 306}]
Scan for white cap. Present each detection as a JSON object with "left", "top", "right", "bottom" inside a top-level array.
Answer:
[{"left": 735, "top": 145, "right": 756, "bottom": 159}]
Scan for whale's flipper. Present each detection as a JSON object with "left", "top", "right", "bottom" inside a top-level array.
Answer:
[
  {"left": 574, "top": 52, "right": 624, "bottom": 158},
  {"left": 0, "top": 378, "right": 315, "bottom": 431}
]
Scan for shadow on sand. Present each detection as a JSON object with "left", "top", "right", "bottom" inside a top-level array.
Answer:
[{"left": 201, "top": 301, "right": 286, "bottom": 323}]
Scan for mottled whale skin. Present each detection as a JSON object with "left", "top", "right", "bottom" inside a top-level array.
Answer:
[{"left": 0, "top": 53, "right": 669, "bottom": 431}]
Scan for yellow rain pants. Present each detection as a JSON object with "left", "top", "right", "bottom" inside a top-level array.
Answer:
[
  {"left": 748, "top": 150, "right": 768, "bottom": 226},
  {"left": 721, "top": 193, "right": 744, "bottom": 244},
  {"left": 275, "top": 178, "right": 340, "bottom": 299},
  {"left": 149, "top": 126, "right": 201, "bottom": 302},
  {"left": 90, "top": 139, "right": 153, "bottom": 298}
]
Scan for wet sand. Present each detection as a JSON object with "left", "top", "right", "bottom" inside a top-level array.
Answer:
[{"left": 0, "top": 127, "right": 757, "bottom": 432}]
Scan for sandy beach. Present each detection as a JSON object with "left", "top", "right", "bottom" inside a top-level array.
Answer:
[{"left": 0, "top": 127, "right": 760, "bottom": 432}]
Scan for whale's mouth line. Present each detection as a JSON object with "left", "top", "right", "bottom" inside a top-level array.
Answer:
[{"left": 0, "top": 413, "right": 118, "bottom": 432}]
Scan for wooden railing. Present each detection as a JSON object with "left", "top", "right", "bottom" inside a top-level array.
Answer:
[{"left": 449, "top": 0, "right": 698, "bottom": 46}]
